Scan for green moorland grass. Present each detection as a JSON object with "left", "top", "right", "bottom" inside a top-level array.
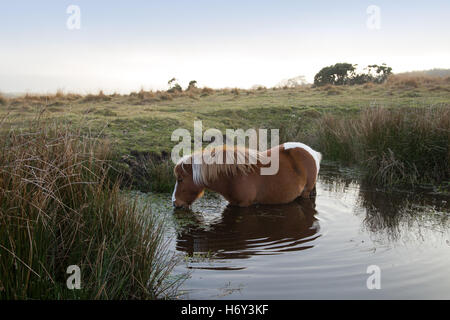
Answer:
[
  {"left": 0, "top": 120, "right": 183, "bottom": 299},
  {"left": 285, "top": 106, "right": 450, "bottom": 187},
  {"left": 1, "top": 75, "right": 450, "bottom": 191}
]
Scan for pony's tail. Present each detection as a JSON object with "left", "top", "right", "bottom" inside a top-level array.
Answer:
[{"left": 317, "top": 151, "right": 322, "bottom": 164}]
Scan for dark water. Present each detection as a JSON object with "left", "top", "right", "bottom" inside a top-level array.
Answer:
[{"left": 144, "top": 164, "right": 450, "bottom": 299}]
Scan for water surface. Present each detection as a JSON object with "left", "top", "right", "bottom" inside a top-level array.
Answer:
[{"left": 144, "top": 164, "right": 450, "bottom": 299}]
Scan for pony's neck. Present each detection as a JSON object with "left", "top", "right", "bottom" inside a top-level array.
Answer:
[{"left": 203, "top": 174, "right": 235, "bottom": 201}]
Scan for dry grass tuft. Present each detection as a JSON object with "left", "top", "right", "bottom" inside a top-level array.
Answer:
[
  {"left": 314, "top": 106, "right": 450, "bottom": 186},
  {"left": 0, "top": 119, "right": 183, "bottom": 299},
  {"left": 82, "top": 90, "right": 111, "bottom": 103},
  {"left": 200, "top": 87, "right": 215, "bottom": 96},
  {"left": 386, "top": 75, "right": 450, "bottom": 90},
  {"left": 0, "top": 94, "right": 7, "bottom": 106}
]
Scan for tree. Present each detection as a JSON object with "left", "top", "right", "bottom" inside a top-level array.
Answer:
[
  {"left": 276, "top": 75, "right": 308, "bottom": 88},
  {"left": 314, "top": 63, "right": 393, "bottom": 86},
  {"left": 167, "top": 77, "right": 182, "bottom": 93},
  {"left": 367, "top": 64, "right": 392, "bottom": 83},
  {"left": 187, "top": 80, "right": 197, "bottom": 91},
  {"left": 314, "top": 63, "right": 356, "bottom": 86}
]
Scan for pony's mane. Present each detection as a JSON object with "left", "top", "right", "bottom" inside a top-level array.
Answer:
[{"left": 175, "top": 145, "right": 263, "bottom": 186}]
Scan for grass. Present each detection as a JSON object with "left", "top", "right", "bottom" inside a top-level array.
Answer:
[
  {"left": 292, "top": 106, "right": 449, "bottom": 186},
  {"left": 284, "top": 106, "right": 450, "bottom": 187},
  {"left": 119, "top": 152, "right": 175, "bottom": 193},
  {"left": 1, "top": 76, "right": 449, "bottom": 191},
  {"left": 2, "top": 77, "right": 449, "bottom": 153},
  {"left": 0, "top": 119, "right": 183, "bottom": 299}
]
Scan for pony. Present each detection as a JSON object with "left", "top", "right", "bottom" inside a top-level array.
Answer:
[{"left": 172, "top": 142, "right": 322, "bottom": 209}]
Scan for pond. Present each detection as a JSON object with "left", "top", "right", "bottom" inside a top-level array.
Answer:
[{"left": 141, "top": 163, "right": 450, "bottom": 299}]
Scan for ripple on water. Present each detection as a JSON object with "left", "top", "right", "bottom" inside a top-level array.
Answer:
[{"left": 142, "top": 164, "right": 450, "bottom": 299}]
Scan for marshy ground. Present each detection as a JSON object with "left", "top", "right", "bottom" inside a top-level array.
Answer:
[{"left": 0, "top": 74, "right": 449, "bottom": 299}]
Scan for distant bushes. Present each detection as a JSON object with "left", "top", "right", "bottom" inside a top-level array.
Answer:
[
  {"left": 312, "top": 63, "right": 450, "bottom": 90},
  {"left": 314, "top": 63, "right": 392, "bottom": 86},
  {"left": 167, "top": 78, "right": 183, "bottom": 94},
  {"left": 187, "top": 80, "right": 198, "bottom": 91}
]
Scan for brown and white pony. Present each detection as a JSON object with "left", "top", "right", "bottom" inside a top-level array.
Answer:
[{"left": 172, "top": 142, "right": 322, "bottom": 209}]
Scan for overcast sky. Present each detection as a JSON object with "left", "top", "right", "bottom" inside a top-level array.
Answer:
[{"left": 1, "top": 0, "right": 450, "bottom": 93}]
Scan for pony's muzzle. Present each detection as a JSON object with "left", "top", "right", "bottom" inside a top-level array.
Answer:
[
  {"left": 173, "top": 202, "right": 182, "bottom": 209},
  {"left": 173, "top": 201, "right": 189, "bottom": 210}
]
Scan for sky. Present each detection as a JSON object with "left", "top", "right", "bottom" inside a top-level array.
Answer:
[{"left": 1, "top": 0, "right": 449, "bottom": 94}]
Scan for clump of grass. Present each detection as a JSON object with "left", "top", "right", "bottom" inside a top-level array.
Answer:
[
  {"left": 9, "top": 92, "right": 81, "bottom": 106},
  {"left": 314, "top": 106, "right": 450, "bottom": 186},
  {"left": 128, "top": 89, "right": 160, "bottom": 105},
  {"left": 144, "top": 157, "right": 176, "bottom": 193},
  {"left": 82, "top": 90, "right": 111, "bottom": 103},
  {"left": 94, "top": 108, "right": 118, "bottom": 117},
  {"left": 158, "top": 92, "right": 173, "bottom": 101},
  {"left": 120, "top": 152, "right": 175, "bottom": 193},
  {"left": 389, "top": 76, "right": 419, "bottom": 88},
  {"left": 385, "top": 75, "right": 450, "bottom": 90},
  {"left": 186, "top": 92, "right": 198, "bottom": 100},
  {"left": 253, "top": 85, "right": 267, "bottom": 92},
  {"left": 363, "top": 82, "right": 375, "bottom": 89},
  {"left": 0, "top": 119, "right": 182, "bottom": 299},
  {"left": 326, "top": 88, "right": 341, "bottom": 95},
  {"left": 313, "top": 113, "right": 357, "bottom": 162},
  {"left": 200, "top": 87, "right": 214, "bottom": 97},
  {"left": 0, "top": 94, "right": 7, "bottom": 106},
  {"left": 317, "top": 84, "right": 342, "bottom": 95},
  {"left": 231, "top": 88, "right": 240, "bottom": 95}
]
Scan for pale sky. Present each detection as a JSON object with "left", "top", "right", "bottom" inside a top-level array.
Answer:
[{"left": 1, "top": 0, "right": 450, "bottom": 94}]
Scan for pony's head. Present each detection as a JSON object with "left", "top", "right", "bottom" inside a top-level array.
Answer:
[{"left": 172, "top": 157, "right": 204, "bottom": 209}]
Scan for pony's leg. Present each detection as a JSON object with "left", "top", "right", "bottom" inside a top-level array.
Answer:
[
  {"left": 301, "top": 186, "right": 316, "bottom": 199},
  {"left": 301, "top": 190, "right": 310, "bottom": 198},
  {"left": 310, "top": 186, "right": 316, "bottom": 198}
]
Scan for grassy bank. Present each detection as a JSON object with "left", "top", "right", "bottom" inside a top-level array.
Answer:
[
  {"left": 117, "top": 105, "right": 450, "bottom": 192},
  {"left": 285, "top": 106, "right": 449, "bottom": 187},
  {"left": 2, "top": 75, "right": 450, "bottom": 154},
  {"left": 0, "top": 120, "right": 182, "bottom": 299},
  {"left": 1, "top": 76, "right": 449, "bottom": 191}
]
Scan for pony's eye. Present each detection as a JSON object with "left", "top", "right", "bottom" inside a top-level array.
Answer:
[{"left": 177, "top": 178, "right": 183, "bottom": 183}]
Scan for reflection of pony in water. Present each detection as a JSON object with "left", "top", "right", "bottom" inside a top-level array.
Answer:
[
  {"left": 175, "top": 198, "right": 319, "bottom": 259},
  {"left": 172, "top": 142, "right": 321, "bottom": 209}
]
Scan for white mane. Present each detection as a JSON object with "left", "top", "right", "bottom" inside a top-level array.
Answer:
[{"left": 175, "top": 146, "right": 260, "bottom": 186}]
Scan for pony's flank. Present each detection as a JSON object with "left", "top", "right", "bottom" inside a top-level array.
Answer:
[
  {"left": 283, "top": 142, "right": 322, "bottom": 176},
  {"left": 176, "top": 145, "right": 261, "bottom": 186}
]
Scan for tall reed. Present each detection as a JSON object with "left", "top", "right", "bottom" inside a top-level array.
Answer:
[
  {"left": 0, "top": 119, "right": 182, "bottom": 299},
  {"left": 314, "top": 106, "right": 449, "bottom": 186}
]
